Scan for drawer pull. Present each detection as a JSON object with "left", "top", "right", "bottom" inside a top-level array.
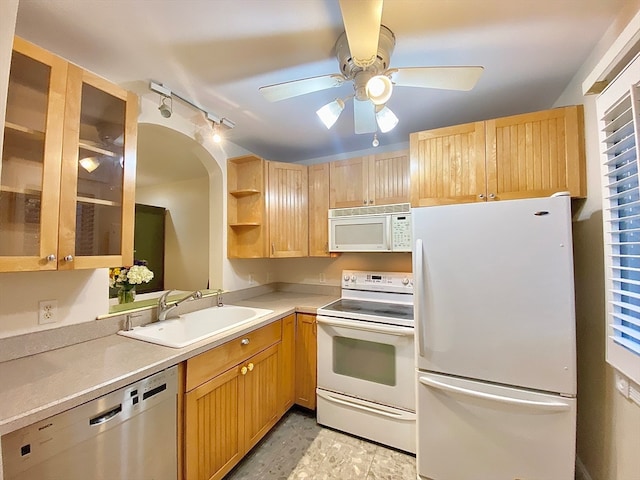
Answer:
[
  {"left": 241, "top": 338, "right": 250, "bottom": 345},
  {"left": 247, "top": 362, "right": 254, "bottom": 372},
  {"left": 241, "top": 366, "right": 248, "bottom": 375}
]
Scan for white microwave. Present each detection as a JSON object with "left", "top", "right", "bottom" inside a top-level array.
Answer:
[{"left": 328, "top": 204, "right": 412, "bottom": 252}]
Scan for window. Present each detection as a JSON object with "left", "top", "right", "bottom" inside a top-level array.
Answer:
[{"left": 598, "top": 53, "right": 640, "bottom": 384}]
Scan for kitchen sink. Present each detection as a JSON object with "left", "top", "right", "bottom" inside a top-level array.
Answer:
[{"left": 117, "top": 305, "right": 274, "bottom": 348}]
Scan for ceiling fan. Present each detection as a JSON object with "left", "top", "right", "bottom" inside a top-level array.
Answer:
[{"left": 259, "top": 0, "right": 484, "bottom": 135}]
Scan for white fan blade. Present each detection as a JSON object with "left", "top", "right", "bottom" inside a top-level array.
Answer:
[
  {"left": 391, "top": 66, "right": 484, "bottom": 91},
  {"left": 259, "top": 74, "right": 346, "bottom": 102},
  {"left": 339, "top": 0, "right": 383, "bottom": 68},
  {"left": 353, "top": 99, "right": 377, "bottom": 134}
]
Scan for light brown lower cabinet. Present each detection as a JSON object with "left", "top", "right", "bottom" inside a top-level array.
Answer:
[
  {"left": 183, "top": 321, "right": 283, "bottom": 480},
  {"left": 280, "top": 314, "right": 296, "bottom": 414},
  {"left": 295, "top": 313, "right": 317, "bottom": 410}
]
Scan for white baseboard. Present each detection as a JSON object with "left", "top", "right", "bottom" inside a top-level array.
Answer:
[{"left": 575, "top": 456, "right": 593, "bottom": 480}]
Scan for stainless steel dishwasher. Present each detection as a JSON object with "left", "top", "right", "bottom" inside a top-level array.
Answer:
[{"left": 2, "top": 365, "right": 178, "bottom": 480}]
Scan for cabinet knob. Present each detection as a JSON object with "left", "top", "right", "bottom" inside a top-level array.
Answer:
[
  {"left": 489, "top": 193, "right": 496, "bottom": 199},
  {"left": 241, "top": 338, "right": 250, "bottom": 345},
  {"left": 63, "top": 255, "right": 74, "bottom": 262},
  {"left": 46, "top": 254, "right": 56, "bottom": 262},
  {"left": 247, "top": 362, "right": 254, "bottom": 372},
  {"left": 241, "top": 366, "right": 248, "bottom": 375},
  {"left": 478, "top": 194, "right": 485, "bottom": 199}
]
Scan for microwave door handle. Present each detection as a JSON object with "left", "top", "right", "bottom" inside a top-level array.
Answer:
[
  {"left": 415, "top": 238, "right": 427, "bottom": 356},
  {"left": 316, "top": 316, "right": 414, "bottom": 336}
]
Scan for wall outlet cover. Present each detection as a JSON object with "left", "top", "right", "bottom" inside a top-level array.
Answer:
[{"left": 38, "top": 300, "right": 58, "bottom": 325}]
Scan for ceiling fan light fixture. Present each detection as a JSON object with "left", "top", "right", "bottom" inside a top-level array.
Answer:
[
  {"left": 376, "top": 105, "right": 398, "bottom": 133},
  {"left": 366, "top": 75, "right": 393, "bottom": 105},
  {"left": 316, "top": 98, "right": 345, "bottom": 129}
]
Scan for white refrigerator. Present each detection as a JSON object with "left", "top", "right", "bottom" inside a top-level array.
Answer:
[{"left": 412, "top": 196, "right": 577, "bottom": 480}]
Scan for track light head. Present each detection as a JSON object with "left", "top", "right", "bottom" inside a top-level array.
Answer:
[{"left": 158, "top": 95, "right": 172, "bottom": 118}]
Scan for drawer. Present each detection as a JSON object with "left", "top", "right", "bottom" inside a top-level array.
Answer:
[{"left": 186, "top": 320, "right": 281, "bottom": 391}]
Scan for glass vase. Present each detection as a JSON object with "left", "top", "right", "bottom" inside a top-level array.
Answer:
[{"left": 117, "top": 286, "right": 136, "bottom": 304}]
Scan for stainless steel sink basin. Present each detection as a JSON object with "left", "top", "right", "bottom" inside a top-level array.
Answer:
[{"left": 117, "top": 305, "right": 274, "bottom": 348}]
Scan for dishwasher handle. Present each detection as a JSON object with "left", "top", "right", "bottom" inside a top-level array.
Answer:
[{"left": 89, "top": 405, "right": 122, "bottom": 426}]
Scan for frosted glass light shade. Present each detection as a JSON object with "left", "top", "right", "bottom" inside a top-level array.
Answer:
[
  {"left": 366, "top": 75, "right": 393, "bottom": 105},
  {"left": 376, "top": 105, "right": 398, "bottom": 133},
  {"left": 316, "top": 98, "right": 345, "bottom": 129}
]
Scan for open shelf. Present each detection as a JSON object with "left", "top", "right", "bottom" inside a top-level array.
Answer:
[
  {"left": 229, "top": 189, "right": 261, "bottom": 197},
  {"left": 0, "top": 185, "right": 42, "bottom": 195},
  {"left": 77, "top": 196, "right": 122, "bottom": 207}
]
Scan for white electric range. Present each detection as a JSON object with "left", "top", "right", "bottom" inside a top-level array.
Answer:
[{"left": 316, "top": 270, "right": 415, "bottom": 453}]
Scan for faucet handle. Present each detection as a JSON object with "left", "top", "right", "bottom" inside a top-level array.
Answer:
[{"left": 159, "top": 290, "right": 174, "bottom": 307}]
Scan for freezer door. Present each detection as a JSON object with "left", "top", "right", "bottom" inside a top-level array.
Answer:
[
  {"left": 417, "top": 372, "right": 576, "bottom": 480},
  {"left": 413, "top": 196, "right": 576, "bottom": 395}
]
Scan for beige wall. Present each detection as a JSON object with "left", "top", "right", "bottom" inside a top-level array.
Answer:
[
  {"left": 137, "top": 176, "right": 210, "bottom": 291},
  {"left": 554, "top": 4, "right": 640, "bottom": 479}
]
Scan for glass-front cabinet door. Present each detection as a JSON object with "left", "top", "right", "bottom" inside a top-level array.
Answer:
[
  {"left": 0, "top": 37, "right": 137, "bottom": 272},
  {"left": 58, "top": 65, "right": 137, "bottom": 270},
  {"left": 0, "top": 37, "right": 68, "bottom": 271}
]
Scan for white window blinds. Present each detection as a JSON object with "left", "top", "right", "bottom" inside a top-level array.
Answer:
[{"left": 599, "top": 54, "right": 640, "bottom": 382}]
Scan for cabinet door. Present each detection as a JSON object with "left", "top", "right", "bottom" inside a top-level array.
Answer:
[
  {"left": 243, "top": 343, "right": 281, "bottom": 452},
  {"left": 330, "top": 156, "right": 370, "bottom": 207},
  {"left": 308, "top": 162, "right": 330, "bottom": 256},
  {"left": 185, "top": 366, "right": 244, "bottom": 480},
  {"left": 267, "top": 161, "right": 308, "bottom": 257},
  {"left": 279, "top": 314, "right": 296, "bottom": 414},
  {"left": 295, "top": 313, "right": 317, "bottom": 410},
  {"left": 486, "top": 106, "right": 586, "bottom": 200},
  {"left": 58, "top": 64, "right": 137, "bottom": 269},
  {"left": 410, "top": 122, "right": 486, "bottom": 206},
  {"left": 369, "top": 150, "right": 410, "bottom": 205},
  {"left": 0, "top": 37, "right": 67, "bottom": 272}
]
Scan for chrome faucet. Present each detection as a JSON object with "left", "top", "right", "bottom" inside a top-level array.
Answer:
[
  {"left": 157, "top": 290, "right": 202, "bottom": 321},
  {"left": 214, "top": 289, "right": 224, "bottom": 307}
]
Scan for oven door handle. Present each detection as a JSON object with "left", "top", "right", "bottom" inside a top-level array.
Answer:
[
  {"left": 317, "top": 390, "right": 415, "bottom": 421},
  {"left": 316, "top": 316, "right": 414, "bottom": 336}
]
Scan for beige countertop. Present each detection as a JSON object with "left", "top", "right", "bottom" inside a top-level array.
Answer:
[{"left": 0, "top": 290, "right": 337, "bottom": 437}]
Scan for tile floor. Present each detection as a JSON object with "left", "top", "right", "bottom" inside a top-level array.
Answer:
[{"left": 225, "top": 408, "right": 417, "bottom": 480}]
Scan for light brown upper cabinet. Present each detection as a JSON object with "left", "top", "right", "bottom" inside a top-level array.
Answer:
[
  {"left": 267, "top": 161, "right": 308, "bottom": 257},
  {"left": 410, "top": 106, "right": 586, "bottom": 207},
  {"left": 227, "top": 156, "right": 308, "bottom": 258},
  {"left": 330, "top": 150, "right": 409, "bottom": 208},
  {"left": 0, "top": 37, "right": 137, "bottom": 272},
  {"left": 308, "top": 162, "right": 330, "bottom": 257}
]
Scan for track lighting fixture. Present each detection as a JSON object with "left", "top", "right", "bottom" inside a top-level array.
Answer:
[
  {"left": 158, "top": 95, "right": 172, "bottom": 118},
  {"left": 212, "top": 122, "right": 222, "bottom": 143},
  {"left": 149, "top": 81, "right": 236, "bottom": 135},
  {"left": 372, "top": 133, "right": 379, "bottom": 147}
]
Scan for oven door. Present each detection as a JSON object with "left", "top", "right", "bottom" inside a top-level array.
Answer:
[{"left": 317, "top": 315, "right": 415, "bottom": 411}]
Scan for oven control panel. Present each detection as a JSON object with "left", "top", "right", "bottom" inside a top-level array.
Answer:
[{"left": 342, "top": 270, "right": 413, "bottom": 293}]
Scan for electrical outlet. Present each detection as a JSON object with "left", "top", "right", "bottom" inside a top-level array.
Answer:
[
  {"left": 615, "top": 372, "right": 630, "bottom": 398},
  {"left": 39, "top": 300, "right": 58, "bottom": 325},
  {"left": 630, "top": 382, "right": 640, "bottom": 407},
  {"left": 319, "top": 273, "right": 326, "bottom": 283}
]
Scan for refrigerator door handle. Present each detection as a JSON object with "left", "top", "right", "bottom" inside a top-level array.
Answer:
[
  {"left": 316, "top": 316, "right": 414, "bottom": 336},
  {"left": 419, "top": 376, "right": 571, "bottom": 412},
  {"left": 415, "top": 238, "right": 427, "bottom": 356}
]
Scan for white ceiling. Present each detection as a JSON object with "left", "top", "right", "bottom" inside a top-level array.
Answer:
[{"left": 14, "top": 0, "right": 628, "bottom": 163}]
